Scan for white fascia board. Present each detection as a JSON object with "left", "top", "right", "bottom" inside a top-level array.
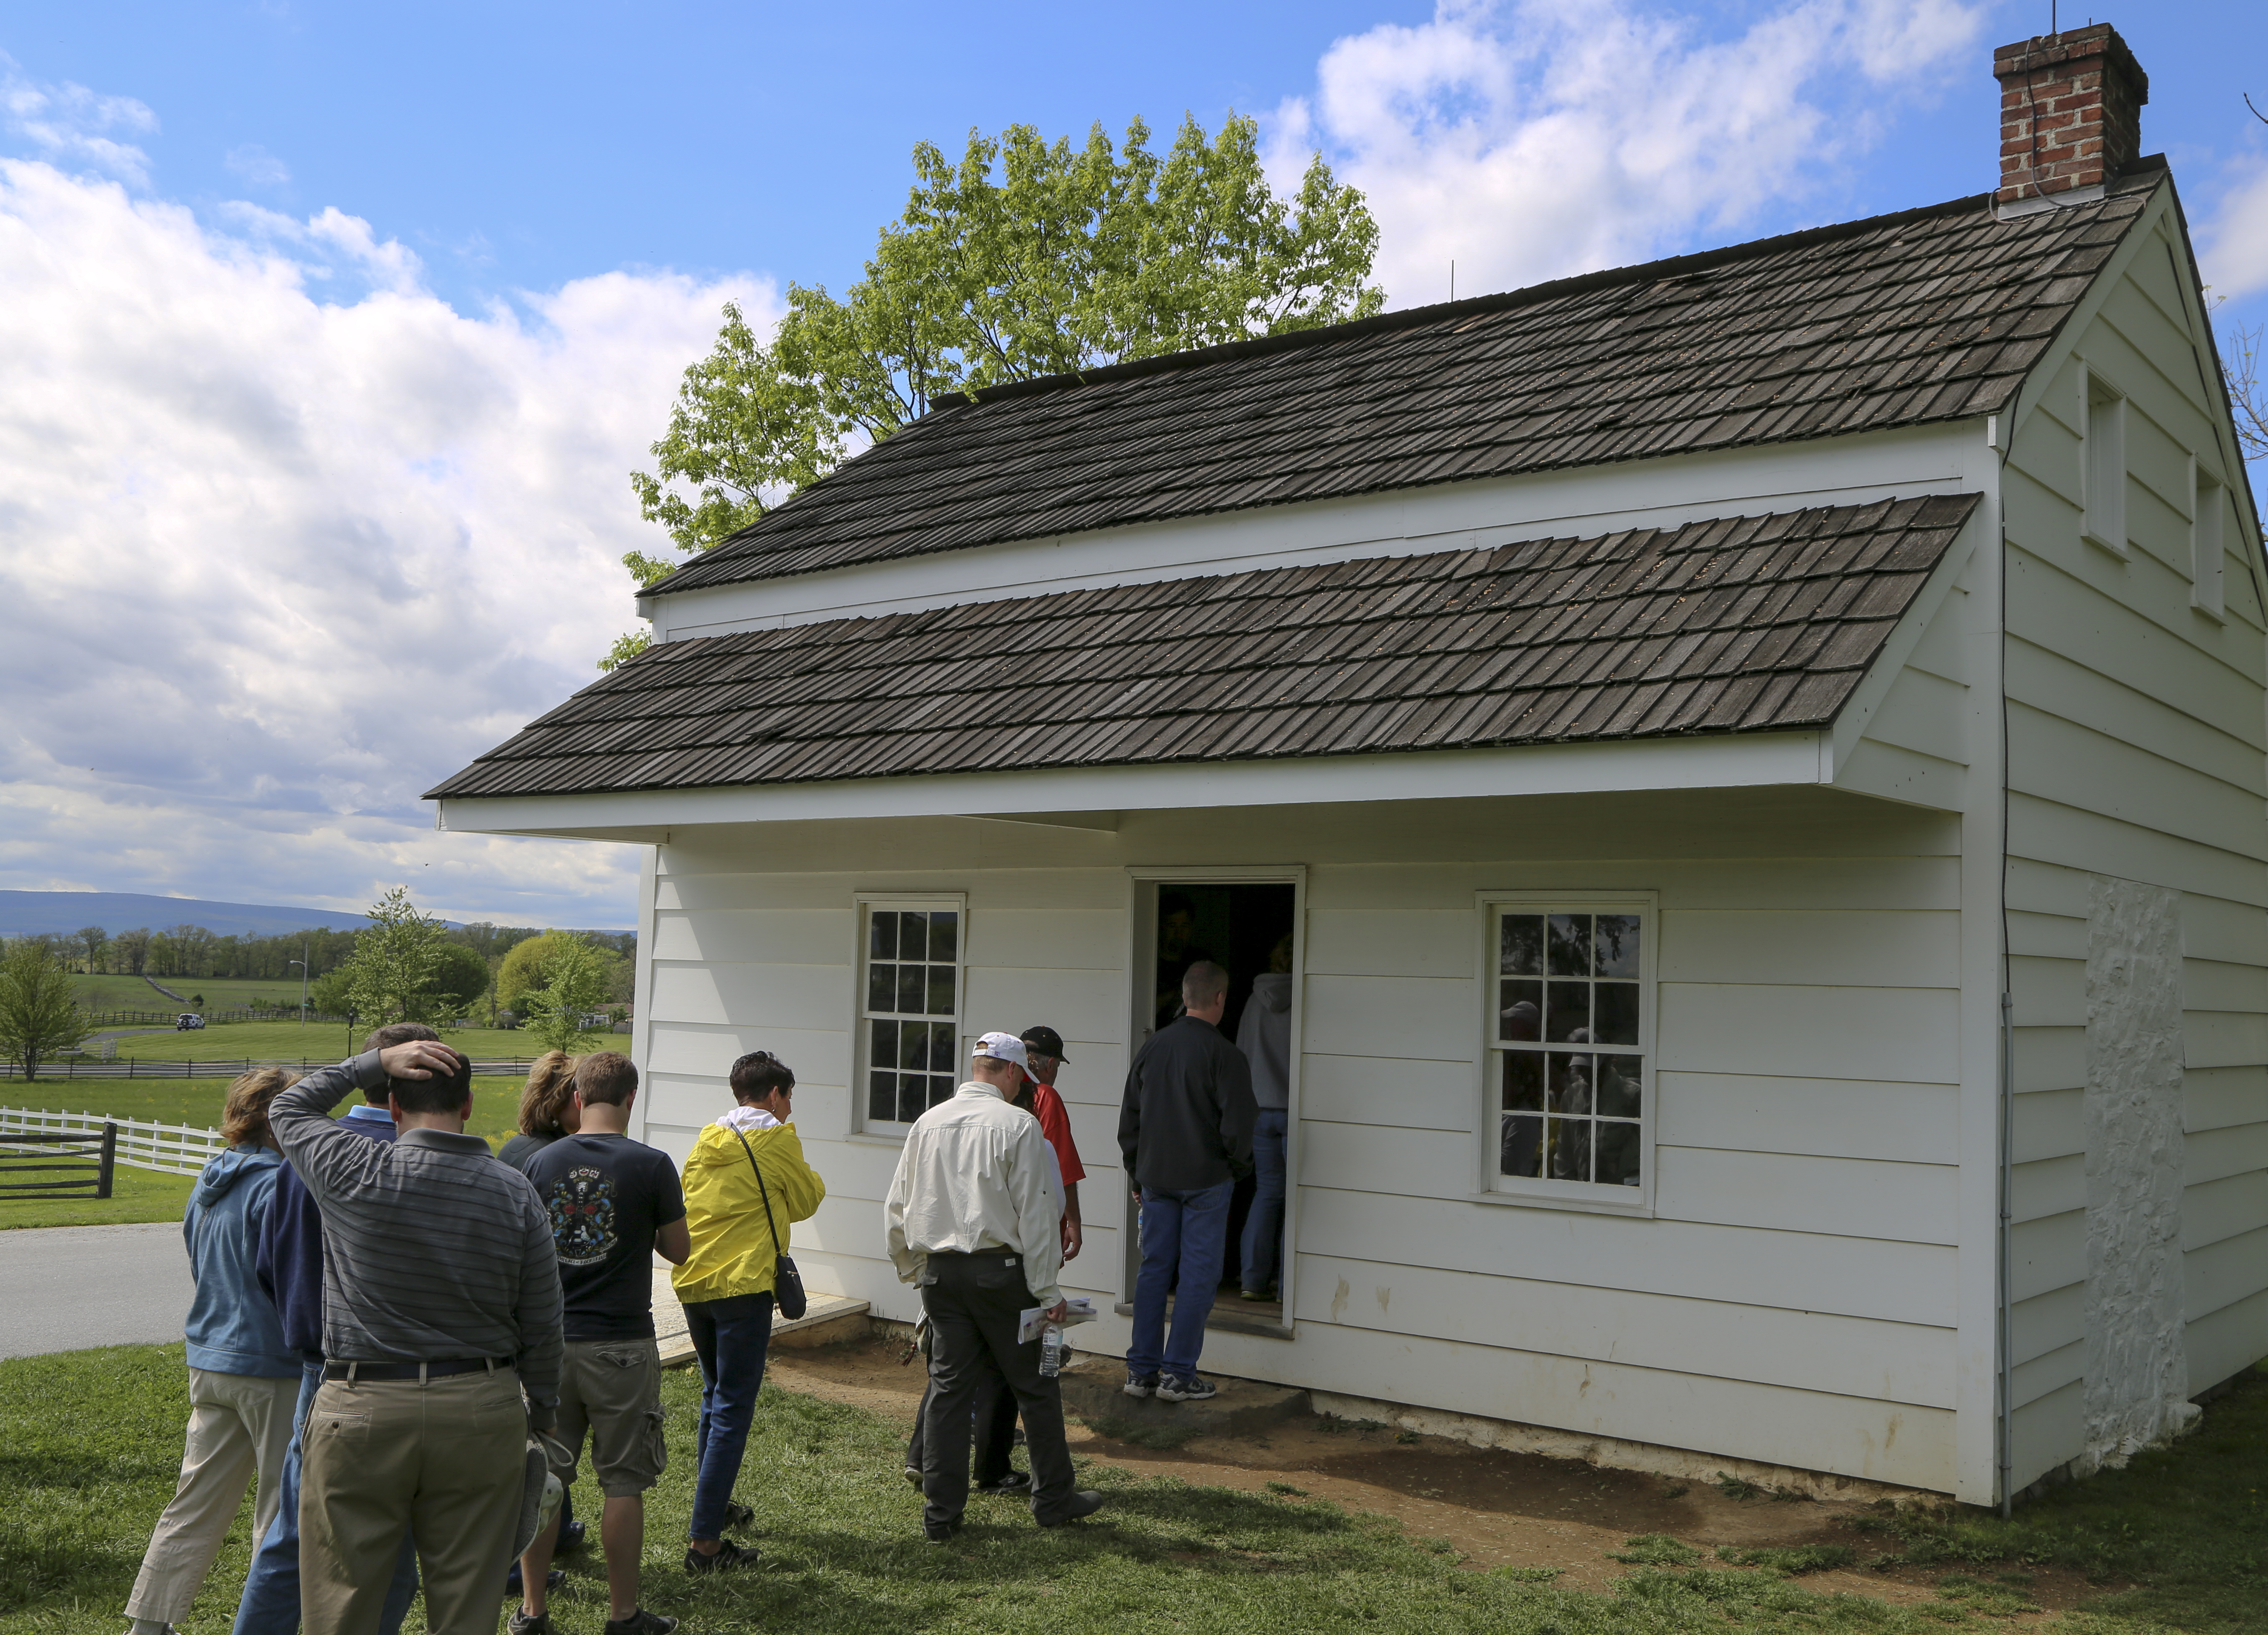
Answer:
[
  {"left": 652, "top": 422, "right": 1989, "bottom": 640},
  {"left": 435, "top": 729, "right": 1825, "bottom": 840}
]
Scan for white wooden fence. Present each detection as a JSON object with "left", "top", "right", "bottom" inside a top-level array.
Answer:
[{"left": 0, "top": 1105, "right": 229, "bottom": 1176}]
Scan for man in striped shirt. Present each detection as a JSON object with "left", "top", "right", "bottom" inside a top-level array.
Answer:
[{"left": 270, "top": 1038, "right": 562, "bottom": 1635}]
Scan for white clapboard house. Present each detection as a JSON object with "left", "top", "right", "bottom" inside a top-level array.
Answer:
[{"left": 432, "top": 26, "right": 2265, "bottom": 1504}]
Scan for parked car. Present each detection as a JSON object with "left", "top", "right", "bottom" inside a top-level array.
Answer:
[{"left": 175, "top": 1013, "right": 205, "bottom": 1030}]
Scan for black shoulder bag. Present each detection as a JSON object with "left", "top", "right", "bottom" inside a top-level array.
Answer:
[{"left": 729, "top": 1127, "right": 808, "bottom": 1321}]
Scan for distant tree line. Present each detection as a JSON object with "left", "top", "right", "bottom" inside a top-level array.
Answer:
[{"left": 26, "top": 921, "right": 634, "bottom": 987}]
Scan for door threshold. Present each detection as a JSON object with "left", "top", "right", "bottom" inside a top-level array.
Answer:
[{"left": 1113, "top": 1299, "right": 1293, "bottom": 1341}]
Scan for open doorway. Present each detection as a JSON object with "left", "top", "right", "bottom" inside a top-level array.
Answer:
[{"left": 1126, "top": 876, "right": 1299, "bottom": 1337}]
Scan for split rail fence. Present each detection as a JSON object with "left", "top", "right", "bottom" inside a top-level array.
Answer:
[{"left": 0, "top": 1058, "right": 541, "bottom": 1081}]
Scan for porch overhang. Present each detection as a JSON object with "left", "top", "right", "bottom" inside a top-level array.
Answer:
[{"left": 433, "top": 726, "right": 1880, "bottom": 842}]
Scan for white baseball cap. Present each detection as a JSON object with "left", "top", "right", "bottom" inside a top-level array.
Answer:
[{"left": 972, "top": 1031, "right": 1029, "bottom": 1068}]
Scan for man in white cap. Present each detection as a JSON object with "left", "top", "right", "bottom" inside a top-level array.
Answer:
[{"left": 883, "top": 1032, "right": 1105, "bottom": 1542}]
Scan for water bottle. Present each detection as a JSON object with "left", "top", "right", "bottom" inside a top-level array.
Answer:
[{"left": 1038, "top": 1322, "right": 1064, "bottom": 1378}]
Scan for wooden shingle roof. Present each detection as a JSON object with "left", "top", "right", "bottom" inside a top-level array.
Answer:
[
  {"left": 430, "top": 494, "right": 1980, "bottom": 800},
  {"left": 647, "top": 172, "right": 2153, "bottom": 596}
]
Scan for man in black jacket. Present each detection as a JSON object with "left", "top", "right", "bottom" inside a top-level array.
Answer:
[{"left": 1117, "top": 961, "right": 1257, "bottom": 1403}]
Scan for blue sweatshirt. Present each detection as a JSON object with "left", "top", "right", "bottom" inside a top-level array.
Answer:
[
  {"left": 183, "top": 1145, "right": 298, "bottom": 1377},
  {"left": 257, "top": 1102, "right": 401, "bottom": 1360}
]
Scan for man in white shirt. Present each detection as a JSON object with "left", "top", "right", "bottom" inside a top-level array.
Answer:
[{"left": 883, "top": 1033, "right": 1105, "bottom": 1541}]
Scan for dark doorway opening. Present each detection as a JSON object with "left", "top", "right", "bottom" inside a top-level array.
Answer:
[{"left": 1132, "top": 880, "right": 1297, "bottom": 1334}]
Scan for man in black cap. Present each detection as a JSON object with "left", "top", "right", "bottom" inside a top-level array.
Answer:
[{"left": 1017, "top": 1026, "right": 1085, "bottom": 1263}]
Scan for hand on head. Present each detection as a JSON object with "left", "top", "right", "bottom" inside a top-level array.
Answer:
[{"left": 378, "top": 1040, "right": 464, "bottom": 1080}]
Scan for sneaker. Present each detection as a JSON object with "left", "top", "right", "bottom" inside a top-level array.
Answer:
[
  {"left": 1038, "top": 1489, "right": 1106, "bottom": 1526},
  {"left": 603, "top": 1611, "right": 681, "bottom": 1635},
  {"left": 1157, "top": 1374, "right": 1218, "bottom": 1403},
  {"left": 507, "top": 1611, "right": 554, "bottom": 1635},
  {"left": 974, "top": 1469, "right": 1032, "bottom": 1495},
  {"left": 903, "top": 1464, "right": 923, "bottom": 1488},
  {"left": 721, "top": 1500, "right": 754, "bottom": 1530},
  {"left": 683, "top": 1538, "right": 761, "bottom": 1574},
  {"left": 1123, "top": 1370, "right": 1160, "bottom": 1399},
  {"left": 923, "top": 1517, "right": 963, "bottom": 1543},
  {"left": 504, "top": 1568, "right": 567, "bottom": 1598},
  {"left": 1238, "top": 1286, "right": 1277, "bottom": 1302},
  {"left": 555, "top": 1517, "right": 589, "bottom": 1554}
]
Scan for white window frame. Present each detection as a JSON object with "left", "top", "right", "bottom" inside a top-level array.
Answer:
[
  {"left": 2079, "top": 363, "right": 2129, "bottom": 559},
  {"left": 1474, "top": 891, "right": 1657, "bottom": 1217},
  {"left": 851, "top": 892, "right": 968, "bottom": 1137},
  {"left": 2191, "top": 456, "right": 2227, "bottom": 621}
]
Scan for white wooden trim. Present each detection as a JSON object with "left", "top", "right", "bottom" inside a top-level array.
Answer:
[
  {"left": 436, "top": 730, "right": 1830, "bottom": 840},
  {"left": 627, "top": 846, "right": 661, "bottom": 1144}
]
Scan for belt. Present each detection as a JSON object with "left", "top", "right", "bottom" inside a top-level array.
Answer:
[
  {"left": 323, "top": 1357, "right": 513, "bottom": 1383},
  {"left": 928, "top": 1246, "right": 1016, "bottom": 1259}
]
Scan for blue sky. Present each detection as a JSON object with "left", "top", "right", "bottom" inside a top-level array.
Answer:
[{"left": 0, "top": 0, "right": 2263, "bottom": 931}]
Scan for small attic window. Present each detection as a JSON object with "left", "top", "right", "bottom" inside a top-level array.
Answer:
[
  {"left": 2080, "top": 365, "right": 2128, "bottom": 558},
  {"left": 2192, "top": 459, "right": 2226, "bottom": 620}
]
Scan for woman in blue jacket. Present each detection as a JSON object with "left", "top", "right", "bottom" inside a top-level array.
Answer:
[{"left": 123, "top": 1069, "right": 302, "bottom": 1635}]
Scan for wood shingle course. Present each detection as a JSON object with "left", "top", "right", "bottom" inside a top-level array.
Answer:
[{"left": 430, "top": 494, "right": 1981, "bottom": 800}]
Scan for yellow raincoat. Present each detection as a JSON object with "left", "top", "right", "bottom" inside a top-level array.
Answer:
[{"left": 670, "top": 1116, "right": 827, "bottom": 1304}]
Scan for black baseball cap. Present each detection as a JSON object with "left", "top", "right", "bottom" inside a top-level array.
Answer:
[{"left": 1019, "top": 1025, "right": 1068, "bottom": 1062}]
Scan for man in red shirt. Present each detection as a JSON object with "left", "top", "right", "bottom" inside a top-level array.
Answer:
[{"left": 1017, "top": 1026, "right": 1085, "bottom": 1262}]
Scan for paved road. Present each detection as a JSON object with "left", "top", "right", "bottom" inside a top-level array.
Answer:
[{"left": 0, "top": 1221, "right": 193, "bottom": 1358}]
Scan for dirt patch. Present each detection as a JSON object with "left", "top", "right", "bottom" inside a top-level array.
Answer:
[{"left": 764, "top": 1337, "right": 2117, "bottom": 1620}]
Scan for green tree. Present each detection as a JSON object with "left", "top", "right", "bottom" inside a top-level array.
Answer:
[
  {"left": 496, "top": 930, "right": 625, "bottom": 1021},
  {"left": 429, "top": 943, "right": 491, "bottom": 1020},
  {"left": 309, "top": 967, "right": 355, "bottom": 1018},
  {"left": 606, "top": 112, "right": 1383, "bottom": 667},
  {"left": 74, "top": 926, "right": 106, "bottom": 974},
  {"left": 0, "top": 939, "right": 93, "bottom": 1080},
  {"left": 518, "top": 934, "right": 614, "bottom": 1056},
  {"left": 341, "top": 888, "right": 447, "bottom": 1028}
]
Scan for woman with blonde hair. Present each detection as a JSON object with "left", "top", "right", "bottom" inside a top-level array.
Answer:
[
  {"left": 123, "top": 1068, "right": 300, "bottom": 1635},
  {"left": 499, "top": 1049, "right": 581, "bottom": 1174}
]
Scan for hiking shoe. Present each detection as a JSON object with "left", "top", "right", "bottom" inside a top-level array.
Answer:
[
  {"left": 1123, "top": 1370, "right": 1160, "bottom": 1399},
  {"left": 1157, "top": 1374, "right": 1217, "bottom": 1402},
  {"left": 683, "top": 1538, "right": 760, "bottom": 1574},
  {"left": 722, "top": 1500, "right": 754, "bottom": 1530},
  {"left": 507, "top": 1610, "right": 555, "bottom": 1635},
  {"left": 1038, "top": 1489, "right": 1106, "bottom": 1527},
  {"left": 975, "top": 1469, "right": 1032, "bottom": 1495},
  {"left": 603, "top": 1611, "right": 681, "bottom": 1635}
]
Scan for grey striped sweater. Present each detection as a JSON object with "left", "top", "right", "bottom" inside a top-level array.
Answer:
[{"left": 271, "top": 1054, "right": 563, "bottom": 1421}]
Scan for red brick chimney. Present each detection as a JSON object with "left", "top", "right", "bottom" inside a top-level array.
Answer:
[{"left": 1993, "top": 23, "right": 2148, "bottom": 207}]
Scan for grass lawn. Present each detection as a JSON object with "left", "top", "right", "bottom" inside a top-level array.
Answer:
[
  {"left": 5, "top": 1345, "right": 2263, "bottom": 1635},
  {"left": 0, "top": 1081, "right": 528, "bottom": 1227},
  {"left": 107, "top": 1023, "right": 538, "bottom": 1063},
  {"left": 71, "top": 975, "right": 310, "bottom": 1015}
]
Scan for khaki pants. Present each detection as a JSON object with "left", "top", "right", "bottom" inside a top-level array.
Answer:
[
  {"left": 124, "top": 1368, "right": 299, "bottom": 1624},
  {"left": 299, "top": 1368, "right": 526, "bottom": 1635}
]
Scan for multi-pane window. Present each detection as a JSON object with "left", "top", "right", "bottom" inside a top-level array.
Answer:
[
  {"left": 1492, "top": 906, "right": 1647, "bottom": 1190},
  {"left": 862, "top": 904, "right": 962, "bottom": 1126}
]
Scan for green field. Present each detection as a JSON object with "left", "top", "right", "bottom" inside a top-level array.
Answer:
[
  {"left": 0, "top": 1079, "right": 529, "bottom": 1228},
  {"left": 106, "top": 1023, "right": 536, "bottom": 1063},
  {"left": 70, "top": 974, "right": 313, "bottom": 1016}
]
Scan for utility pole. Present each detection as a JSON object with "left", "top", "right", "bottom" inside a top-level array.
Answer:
[{"left": 289, "top": 944, "right": 309, "bottom": 1026}]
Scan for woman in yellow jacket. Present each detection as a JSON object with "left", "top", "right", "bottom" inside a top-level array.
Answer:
[{"left": 673, "top": 1051, "right": 825, "bottom": 1571}]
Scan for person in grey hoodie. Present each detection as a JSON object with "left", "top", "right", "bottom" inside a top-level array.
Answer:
[
  {"left": 122, "top": 1069, "right": 302, "bottom": 1635},
  {"left": 1234, "top": 936, "right": 1294, "bottom": 1301}
]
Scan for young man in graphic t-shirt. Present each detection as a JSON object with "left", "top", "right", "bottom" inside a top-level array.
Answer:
[{"left": 517, "top": 1053, "right": 690, "bottom": 1635}]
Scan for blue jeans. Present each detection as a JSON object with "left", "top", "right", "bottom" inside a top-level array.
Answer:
[
  {"left": 1127, "top": 1180, "right": 1234, "bottom": 1380},
  {"left": 231, "top": 1361, "right": 418, "bottom": 1635},
  {"left": 684, "top": 1292, "right": 774, "bottom": 1542},
  {"left": 1240, "top": 1110, "right": 1288, "bottom": 1295}
]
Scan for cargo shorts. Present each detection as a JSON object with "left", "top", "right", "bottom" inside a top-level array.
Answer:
[{"left": 553, "top": 1338, "right": 667, "bottom": 1497}]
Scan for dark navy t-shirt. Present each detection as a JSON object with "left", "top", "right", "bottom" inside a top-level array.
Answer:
[{"left": 523, "top": 1133, "right": 686, "bottom": 1342}]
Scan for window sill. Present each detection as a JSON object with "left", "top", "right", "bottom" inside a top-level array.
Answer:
[
  {"left": 1466, "top": 1188, "right": 1655, "bottom": 1219},
  {"left": 842, "top": 1130, "right": 909, "bottom": 1147}
]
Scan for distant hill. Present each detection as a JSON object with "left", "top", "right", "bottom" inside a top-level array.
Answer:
[{"left": 2, "top": 891, "right": 390, "bottom": 938}]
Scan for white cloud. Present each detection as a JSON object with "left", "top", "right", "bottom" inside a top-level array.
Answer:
[
  {"left": 2199, "top": 157, "right": 2268, "bottom": 302},
  {"left": 0, "top": 55, "right": 158, "bottom": 186},
  {"left": 1270, "top": 0, "right": 1988, "bottom": 303},
  {"left": 224, "top": 143, "right": 291, "bottom": 187},
  {"left": 0, "top": 158, "right": 772, "bottom": 927}
]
